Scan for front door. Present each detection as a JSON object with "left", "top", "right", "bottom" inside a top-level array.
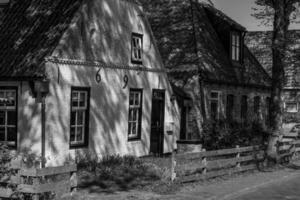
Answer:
[{"left": 150, "top": 89, "right": 165, "bottom": 155}]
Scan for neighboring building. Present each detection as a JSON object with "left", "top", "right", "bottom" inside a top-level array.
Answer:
[
  {"left": 0, "top": 0, "right": 180, "bottom": 166},
  {"left": 246, "top": 30, "right": 300, "bottom": 125},
  {"left": 142, "top": 1, "right": 272, "bottom": 143}
]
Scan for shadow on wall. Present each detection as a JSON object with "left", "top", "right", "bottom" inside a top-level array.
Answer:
[{"left": 43, "top": 0, "right": 176, "bottom": 164}]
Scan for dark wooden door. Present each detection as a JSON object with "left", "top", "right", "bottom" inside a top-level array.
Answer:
[{"left": 150, "top": 89, "right": 165, "bottom": 155}]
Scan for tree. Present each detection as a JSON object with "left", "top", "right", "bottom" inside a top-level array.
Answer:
[{"left": 253, "top": 0, "right": 300, "bottom": 161}]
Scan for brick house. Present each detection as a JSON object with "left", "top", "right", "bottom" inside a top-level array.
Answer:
[
  {"left": 142, "top": 1, "right": 272, "bottom": 145},
  {"left": 246, "top": 30, "right": 300, "bottom": 131},
  {"left": 0, "top": 0, "right": 180, "bottom": 166}
]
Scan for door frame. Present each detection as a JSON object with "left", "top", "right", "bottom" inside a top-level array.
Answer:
[{"left": 150, "top": 89, "right": 166, "bottom": 155}]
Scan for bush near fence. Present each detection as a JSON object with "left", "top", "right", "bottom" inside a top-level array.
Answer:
[{"left": 0, "top": 158, "right": 77, "bottom": 200}]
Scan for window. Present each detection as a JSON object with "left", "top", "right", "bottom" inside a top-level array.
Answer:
[
  {"left": 241, "top": 95, "right": 248, "bottom": 122},
  {"left": 285, "top": 102, "right": 298, "bottom": 113},
  {"left": 0, "top": 87, "right": 17, "bottom": 147},
  {"left": 131, "top": 33, "right": 143, "bottom": 64},
  {"left": 254, "top": 96, "right": 261, "bottom": 115},
  {"left": 226, "top": 94, "right": 235, "bottom": 121},
  {"left": 231, "top": 31, "right": 241, "bottom": 62},
  {"left": 128, "top": 89, "right": 143, "bottom": 140},
  {"left": 70, "top": 87, "right": 90, "bottom": 147},
  {"left": 210, "top": 91, "right": 220, "bottom": 120}
]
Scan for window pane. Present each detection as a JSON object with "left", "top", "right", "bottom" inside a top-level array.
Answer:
[
  {"left": 133, "top": 38, "right": 136, "bottom": 47},
  {"left": 232, "top": 46, "right": 236, "bottom": 60},
  {"left": 7, "top": 111, "right": 16, "bottom": 126},
  {"left": 0, "top": 127, "right": 5, "bottom": 141},
  {"left": 129, "top": 93, "right": 134, "bottom": 106},
  {"left": 138, "top": 50, "right": 141, "bottom": 59},
  {"left": 211, "top": 92, "right": 218, "bottom": 99},
  {"left": 71, "top": 111, "right": 76, "bottom": 126},
  {"left": 70, "top": 127, "right": 76, "bottom": 142},
  {"left": 134, "top": 93, "right": 140, "bottom": 105},
  {"left": 77, "top": 127, "right": 83, "bottom": 142},
  {"left": 134, "top": 49, "right": 138, "bottom": 59},
  {"left": 0, "top": 111, "right": 5, "bottom": 125},
  {"left": 7, "top": 127, "right": 16, "bottom": 142},
  {"left": 6, "top": 91, "right": 15, "bottom": 106},
  {"left": 129, "top": 109, "right": 133, "bottom": 121},
  {"left": 79, "top": 92, "right": 86, "bottom": 107},
  {"left": 77, "top": 111, "right": 85, "bottom": 125},
  {"left": 72, "top": 92, "right": 79, "bottom": 107},
  {"left": 133, "top": 109, "right": 138, "bottom": 121},
  {"left": 131, "top": 123, "right": 137, "bottom": 136}
]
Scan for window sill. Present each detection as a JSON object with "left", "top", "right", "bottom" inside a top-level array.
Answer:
[
  {"left": 69, "top": 143, "right": 88, "bottom": 149},
  {"left": 131, "top": 60, "right": 143, "bottom": 65},
  {"left": 128, "top": 137, "right": 141, "bottom": 142}
]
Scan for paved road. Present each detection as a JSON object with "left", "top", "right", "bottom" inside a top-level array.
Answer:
[{"left": 234, "top": 175, "right": 300, "bottom": 200}]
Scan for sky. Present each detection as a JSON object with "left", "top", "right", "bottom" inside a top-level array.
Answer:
[{"left": 213, "top": 0, "right": 300, "bottom": 31}]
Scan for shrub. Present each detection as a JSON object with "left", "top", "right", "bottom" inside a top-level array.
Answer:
[{"left": 201, "top": 119, "right": 270, "bottom": 150}]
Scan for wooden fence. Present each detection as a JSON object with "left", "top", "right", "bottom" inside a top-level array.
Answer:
[
  {"left": 172, "top": 145, "right": 264, "bottom": 183},
  {"left": 0, "top": 160, "right": 77, "bottom": 199},
  {"left": 277, "top": 136, "right": 300, "bottom": 162}
]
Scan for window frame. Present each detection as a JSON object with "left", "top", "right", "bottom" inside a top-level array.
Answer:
[
  {"left": 0, "top": 86, "right": 18, "bottom": 148},
  {"left": 230, "top": 31, "right": 242, "bottom": 62},
  {"left": 285, "top": 101, "right": 298, "bottom": 113},
  {"left": 209, "top": 91, "right": 221, "bottom": 121},
  {"left": 131, "top": 32, "right": 143, "bottom": 65},
  {"left": 69, "top": 87, "right": 90, "bottom": 148},
  {"left": 128, "top": 88, "right": 143, "bottom": 141}
]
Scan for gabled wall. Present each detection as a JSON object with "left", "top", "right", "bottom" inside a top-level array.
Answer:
[{"left": 43, "top": 0, "right": 180, "bottom": 166}]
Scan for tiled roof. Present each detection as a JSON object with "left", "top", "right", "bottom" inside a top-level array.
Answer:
[
  {"left": 0, "top": 0, "right": 83, "bottom": 80},
  {"left": 141, "top": 0, "right": 271, "bottom": 88},
  {"left": 246, "top": 30, "right": 300, "bottom": 88}
]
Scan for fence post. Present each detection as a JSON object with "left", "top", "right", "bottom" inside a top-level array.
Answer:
[
  {"left": 236, "top": 145, "right": 241, "bottom": 171},
  {"left": 171, "top": 150, "right": 176, "bottom": 182},
  {"left": 202, "top": 149, "right": 207, "bottom": 178},
  {"left": 32, "top": 177, "right": 39, "bottom": 200}
]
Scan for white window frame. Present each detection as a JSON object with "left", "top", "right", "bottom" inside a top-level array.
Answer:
[
  {"left": 131, "top": 33, "right": 143, "bottom": 64},
  {"left": 128, "top": 89, "right": 143, "bottom": 140},
  {"left": 0, "top": 89, "right": 17, "bottom": 146},
  {"left": 231, "top": 31, "right": 241, "bottom": 62},
  {"left": 285, "top": 101, "right": 298, "bottom": 113},
  {"left": 209, "top": 90, "right": 221, "bottom": 120},
  {"left": 70, "top": 89, "right": 88, "bottom": 146}
]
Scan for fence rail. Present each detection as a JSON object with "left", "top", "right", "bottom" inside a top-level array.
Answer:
[
  {"left": 173, "top": 145, "right": 264, "bottom": 183},
  {"left": 0, "top": 160, "right": 77, "bottom": 200},
  {"left": 277, "top": 136, "right": 300, "bottom": 162}
]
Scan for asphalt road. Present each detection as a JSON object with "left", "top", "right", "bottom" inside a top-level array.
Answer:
[{"left": 234, "top": 175, "right": 300, "bottom": 200}]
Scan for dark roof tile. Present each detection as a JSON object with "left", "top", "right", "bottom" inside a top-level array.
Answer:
[{"left": 0, "top": 0, "right": 83, "bottom": 79}]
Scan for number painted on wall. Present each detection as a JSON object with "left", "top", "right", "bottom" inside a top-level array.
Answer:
[
  {"left": 123, "top": 75, "right": 129, "bottom": 89},
  {"left": 95, "top": 68, "right": 102, "bottom": 83}
]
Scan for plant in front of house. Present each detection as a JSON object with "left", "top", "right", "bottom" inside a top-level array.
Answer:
[{"left": 201, "top": 119, "right": 270, "bottom": 150}]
